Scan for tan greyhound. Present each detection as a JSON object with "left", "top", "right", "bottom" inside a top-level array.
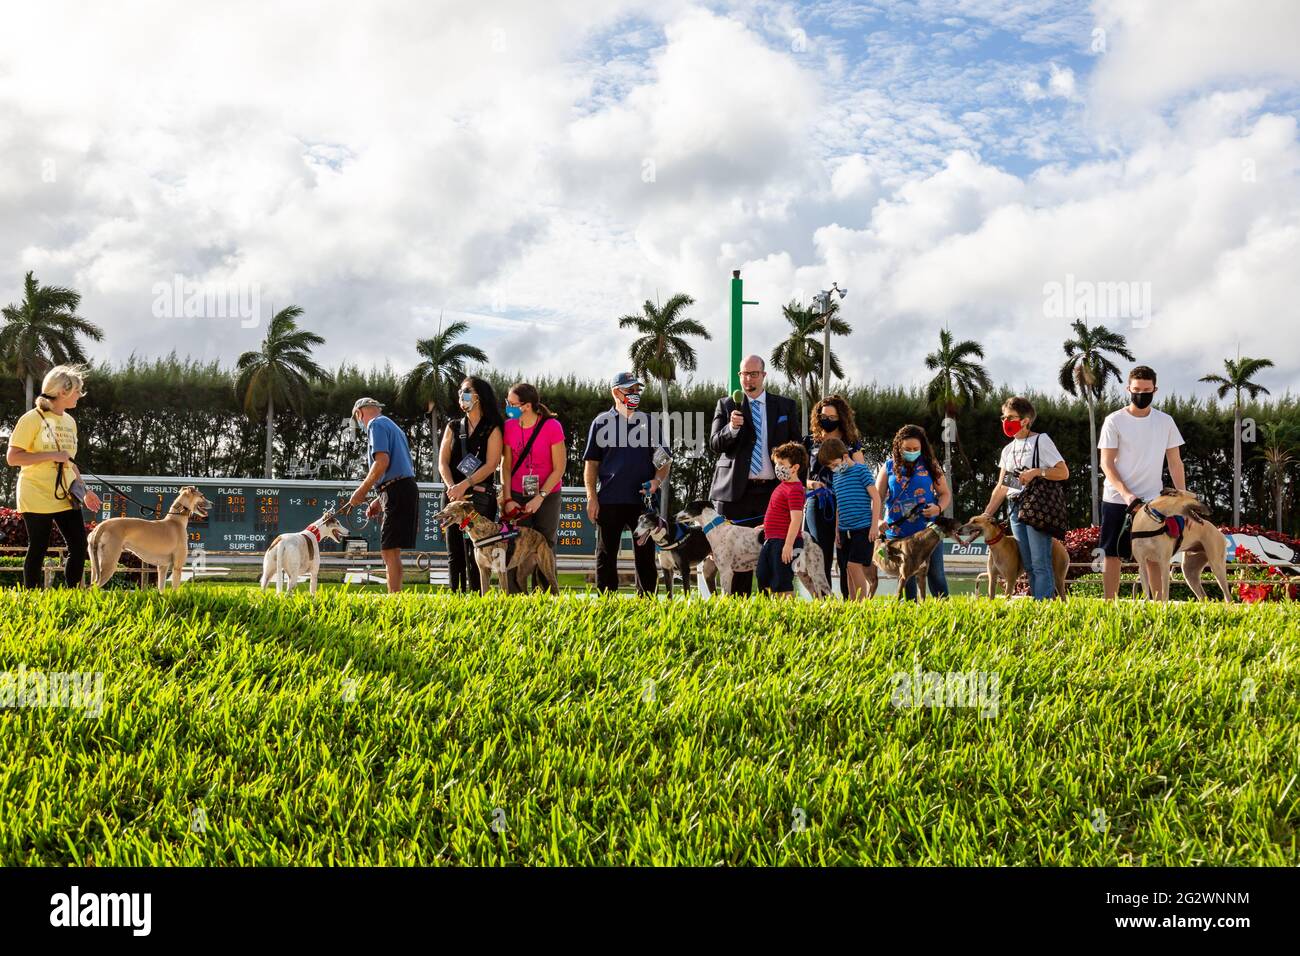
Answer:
[
  {"left": 955, "top": 513, "right": 1069, "bottom": 598},
  {"left": 88, "top": 486, "right": 212, "bottom": 590},
  {"left": 1129, "top": 488, "right": 1231, "bottom": 602}
]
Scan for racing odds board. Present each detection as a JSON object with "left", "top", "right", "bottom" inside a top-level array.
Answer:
[{"left": 81, "top": 476, "right": 602, "bottom": 556}]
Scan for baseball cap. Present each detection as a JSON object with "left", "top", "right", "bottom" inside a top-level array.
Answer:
[
  {"left": 351, "top": 397, "right": 384, "bottom": 416},
  {"left": 611, "top": 371, "right": 643, "bottom": 389}
]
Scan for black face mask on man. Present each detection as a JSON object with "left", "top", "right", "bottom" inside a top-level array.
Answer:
[{"left": 1129, "top": 390, "right": 1154, "bottom": 410}]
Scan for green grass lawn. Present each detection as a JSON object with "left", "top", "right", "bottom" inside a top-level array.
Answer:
[{"left": 1, "top": 588, "right": 1296, "bottom": 865}]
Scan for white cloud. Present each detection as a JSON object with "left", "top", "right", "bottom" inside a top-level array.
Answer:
[{"left": 0, "top": 0, "right": 1296, "bottom": 409}]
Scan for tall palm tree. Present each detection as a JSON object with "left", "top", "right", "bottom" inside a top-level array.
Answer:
[
  {"left": 1256, "top": 421, "right": 1296, "bottom": 534},
  {"left": 1059, "top": 318, "right": 1134, "bottom": 526},
  {"left": 1201, "top": 355, "right": 1274, "bottom": 525},
  {"left": 235, "top": 306, "right": 330, "bottom": 479},
  {"left": 0, "top": 271, "right": 104, "bottom": 408},
  {"left": 398, "top": 315, "right": 488, "bottom": 456},
  {"left": 620, "top": 293, "right": 711, "bottom": 518},
  {"left": 771, "top": 299, "right": 848, "bottom": 428},
  {"left": 924, "top": 327, "right": 992, "bottom": 515}
]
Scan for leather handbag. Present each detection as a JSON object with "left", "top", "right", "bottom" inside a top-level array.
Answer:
[{"left": 1016, "top": 434, "right": 1069, "bottom": 539}]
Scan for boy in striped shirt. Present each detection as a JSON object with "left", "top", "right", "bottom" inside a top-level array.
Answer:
[{"left": 819, "top": 438, "right": 880, "bottom": 600}]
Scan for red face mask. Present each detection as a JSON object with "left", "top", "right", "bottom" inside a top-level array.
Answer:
[{"left": 1002, "top": 419, "right": 1024, "bottom": 438}]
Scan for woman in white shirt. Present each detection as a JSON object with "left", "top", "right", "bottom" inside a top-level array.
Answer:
[{"left": 978, "top": 396, "right": 1069, "bottom": 599}]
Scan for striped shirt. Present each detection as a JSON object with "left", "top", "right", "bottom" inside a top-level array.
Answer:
[{"left": 831, "top": 462, "right": 875, "bottom": 531}]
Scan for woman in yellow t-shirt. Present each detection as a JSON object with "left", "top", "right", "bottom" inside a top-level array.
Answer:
[{"left": 5, "top": 365, "right": 101, "bottom": 588}]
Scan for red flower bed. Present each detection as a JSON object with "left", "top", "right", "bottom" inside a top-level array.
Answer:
[{"left": 1233, "top": 545, "right": 1298, "bottom": 603}]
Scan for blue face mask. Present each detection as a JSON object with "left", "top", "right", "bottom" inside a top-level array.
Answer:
[
  {"left": 902, "top": 449, "right": 922, "bottom": 463},
  {"left": 459, "top": 390, "right": 475, "bottom": 409},
  {"left": 505, "top": 405, "right": 523, "bottom": 420}
]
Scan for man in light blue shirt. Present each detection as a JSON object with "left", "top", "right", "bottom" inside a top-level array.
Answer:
[{"left": 345, "top": 397, "right": 417, "bottom": 592}]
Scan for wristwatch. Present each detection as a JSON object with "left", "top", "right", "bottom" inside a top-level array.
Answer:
[{"left": 539, "top": 490, "right": 548, "bottom": 499}]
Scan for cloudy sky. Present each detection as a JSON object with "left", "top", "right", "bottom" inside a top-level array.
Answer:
[{"left": 3, "top": 0, "right": 1298, "bottom": 400}]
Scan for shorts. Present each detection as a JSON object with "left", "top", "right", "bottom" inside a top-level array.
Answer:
[
  {"left": 1099, "top": 500, "right": 1133, "bottom": 559},
  {"left": 379, "top": 476, "right": 418, "bottom": 550},
  {"left": 757, "top": 537, "right": 798, "bottom": 593},
  {"left": 842, "top": 527, "right": 873, "bottom": 565}
]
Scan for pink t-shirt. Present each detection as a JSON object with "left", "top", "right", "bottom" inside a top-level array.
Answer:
[{"left": 504, "top": 416, "right": 566, "bottom": 495}]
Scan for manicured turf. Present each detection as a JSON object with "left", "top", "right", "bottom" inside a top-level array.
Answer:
[{"left": 1, "top": 588, "right": 1296, "bottom": 865}]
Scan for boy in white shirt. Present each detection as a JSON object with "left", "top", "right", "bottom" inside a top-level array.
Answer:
[{"left": 1097, "top": 365, "right": 1186, "bottom": 600}]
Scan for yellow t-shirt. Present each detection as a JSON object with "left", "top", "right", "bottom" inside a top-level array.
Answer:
[{"left": 10, "top": 408, "right": 79, "bottom": 514}]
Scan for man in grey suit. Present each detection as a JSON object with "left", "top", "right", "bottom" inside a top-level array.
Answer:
[{"left": 709, "top": 354, "right": 803, "bottom": 595}]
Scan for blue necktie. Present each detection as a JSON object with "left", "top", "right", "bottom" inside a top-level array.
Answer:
[{"left": 749, "top": 400, "right": 765, "bottom": 477}]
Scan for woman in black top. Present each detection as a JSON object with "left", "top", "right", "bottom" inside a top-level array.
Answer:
[
  {"left": 801, "top": 395, "right": 866, "bottom": 597},
  {"left": 438, "top": 376, "right": 505, "bottom": 592}
]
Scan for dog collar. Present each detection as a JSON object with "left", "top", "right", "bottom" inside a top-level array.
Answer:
[
  {"left": 700, "top": 515, "right": 727, "bottom": 535},
  {"left": 459, "top": 516, "right": 473, "bottom": 529},
  {"left": 302, "top": 523, "right": 322, "bottom": 542},
  {"left": 984, "top": 524, "right": 1006, "bottom": 546}
]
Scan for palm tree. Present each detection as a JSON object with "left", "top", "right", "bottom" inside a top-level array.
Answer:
[
  {"left": 0, "top": 271, "right": 104, "bottom": 408},
  {"left": 924, "top": 327, "right": 992, "bottom": 515},
  {"left": 1059, "top": 318, "right": 1134, "bottom": 526},
  {"left": 235, "top": 306, "right": 330, "bottom": 479},
  {"left": 1256, "top": 421, "right": 1296, "bottom": 533},
  {"left": 1201, "top": 355, "right": 1274, "bottom": 525},
  {"left": 620, "top": 293, "right": 711, "bottom": 519},
  {"left": 771, "top": 299, "right": 848, "bottom": 428},
  {"left": 398, "top": 315, "right": 488, "bottom": 457}
]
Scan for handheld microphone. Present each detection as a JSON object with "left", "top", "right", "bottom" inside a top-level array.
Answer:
[{"left": 731, "top": 389, "right": 744, "bottom": 406}]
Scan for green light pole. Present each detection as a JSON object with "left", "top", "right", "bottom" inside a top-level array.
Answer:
[{"left": 729, "top": 269, "right": 759, "bottom": 393}]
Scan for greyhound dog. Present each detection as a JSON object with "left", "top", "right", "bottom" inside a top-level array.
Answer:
[
  {"left": 260, "top": 512, "right": 348, "bottom": 595},
  {"left": 955, "top": 513, "right": 1069, "bottom": 598},
  {"left": 88, "top": 486, "right": 212, "bottom": 590},
  {"left": 675, "top": 501, "right": 831, "bottom": 597},
  {"left": 435, "top": 499, "right": 559, "bottom": 594},
  {"left": 873, "top": 514, "right": 959, "bottom": 600},
  {"left": 633, "top": 510, "right": 717, "bottom": 596},
  {"left": 1129, "top": 488, "right": 1231, "bottom": 602}
]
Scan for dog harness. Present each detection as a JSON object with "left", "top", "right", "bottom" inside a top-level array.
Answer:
[
  {"left": 1130, "top": 503, "right": 1187, "bottom": 553},
  {"left": 457, "top": 515, "right": 523, "bottom": 569},
  {"left": 657, "top": 522, "right": 696, "bottom": 551}
]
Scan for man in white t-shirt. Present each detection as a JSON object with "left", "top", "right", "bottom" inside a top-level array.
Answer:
[{"left": 1097, "top": 365, "right": 1186, "bottom": 600}]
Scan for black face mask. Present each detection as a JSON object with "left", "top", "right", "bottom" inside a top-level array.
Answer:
[
  {"left": 819, "top": 417, "right": 839, "bottom": 432},
  {"left": 1129, "top": 390, "right": 1154, "bottom": 409}
]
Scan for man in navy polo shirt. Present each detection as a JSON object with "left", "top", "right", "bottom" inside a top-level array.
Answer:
[{"left": 582, "top": 371, "right": 670, "bottom": 594}]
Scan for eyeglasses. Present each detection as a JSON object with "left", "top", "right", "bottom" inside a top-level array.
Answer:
[
  {"left": 740, "top": 370, "right": 765, "bottom": 378},
  {"left": 1000, "top": 415, "right": 1021, "bottom": 421}
]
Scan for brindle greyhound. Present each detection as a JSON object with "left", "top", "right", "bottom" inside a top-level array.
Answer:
[
  {"left": 435, "top": 498, "right": 559, "bottom": 594},
  {"left": 872, "top": 504, "right": 959, "bottom": 599}
]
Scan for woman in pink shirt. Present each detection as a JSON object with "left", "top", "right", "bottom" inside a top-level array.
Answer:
[{"left": 501, "top": 383, "right": 567, "bottom": 580}]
